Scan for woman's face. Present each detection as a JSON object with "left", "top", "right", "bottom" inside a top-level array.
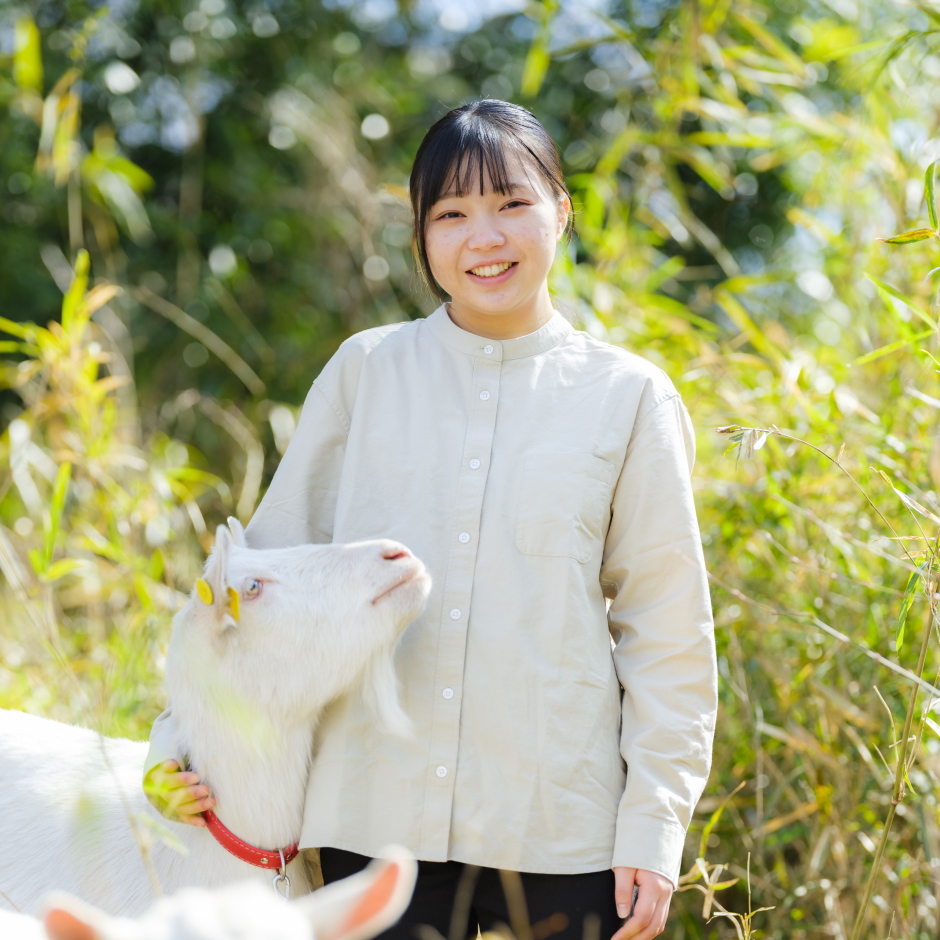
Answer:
[{"left": 423, "top": 153, "right": 570, "bottom": 329}]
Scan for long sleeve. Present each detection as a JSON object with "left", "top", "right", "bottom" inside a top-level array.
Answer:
[
  {"left": 144, "top": 706, "right": 183, "bottom": 776},
  {"left": 142, "top": 705, "right": 185, "bottom": 814},
  {"left": 600, "top": 392, "right": 717, "bottom": 887},
  {"left": 245, "top": 380, "right": 349, "bottom": 549}
]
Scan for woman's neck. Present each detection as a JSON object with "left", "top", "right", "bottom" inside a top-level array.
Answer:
[{"left": 445, "top": 291, "right": 555, "bottom": 340}]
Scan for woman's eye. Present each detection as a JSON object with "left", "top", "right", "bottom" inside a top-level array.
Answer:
[
  {"left": 503, "top": 200, "right": 527, "bottom": 210},
  {"left": 245, "top": 579, "right": 263, "bottom": 598},
  {"left": 437, "top": 211, "right": 462, "bottom": 219}
]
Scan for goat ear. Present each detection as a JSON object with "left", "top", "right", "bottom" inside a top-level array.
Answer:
[
  {"left": 227, "top": 515, "right": 247, "bottom": 547},
  {"left": 299, "top": 846, "right": 417, "bottom": 940},
  {"left": 195, "top": 525, "right": 235, "bottom": 624},
  {"left": 43, "top": 893, "right": 111, "bottom": 940}
]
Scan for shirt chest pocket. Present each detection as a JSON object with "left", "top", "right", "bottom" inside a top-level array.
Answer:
[{"left": 514, "top": 453, "right": 616, "bottom": 564}]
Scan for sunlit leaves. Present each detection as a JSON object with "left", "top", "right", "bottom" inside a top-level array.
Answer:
[
  {"left": 519, "top": 0, "right": 558, "bottom": 97},
  {"left": 896, "top": 566, "right": 921, "bottom": 651},
  {"left": 926, "top": 161, "right": 938, "bottom": 232},
  {"left": 715, "top": 424, "right": 771, "bottom": 459},
  {"left": 82, "top": 133, "right": 154, "bottom": 243},
  {"left": 13, "top": 17, "right": 42, "bottom": 93},
  {"left": 878, "top": 228, "right": 937, "bottom": 245},
  {"left": 61, "top": 249, "right": 89, "bottom": 334}
]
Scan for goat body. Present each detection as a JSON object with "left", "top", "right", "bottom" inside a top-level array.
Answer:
[
  {"left": 0, "top": 523, "right": 430, "bottom": 919},
  {"left": 0, "top": 707, "right": 287, "bottom": 916}
]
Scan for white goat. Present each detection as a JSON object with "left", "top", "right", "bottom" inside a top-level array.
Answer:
[
  {"left": 0, "top": 521, "right": 430, "bottom": 918},
  {"left": 0, "top": 848, "right": 417, "bottom": 940}
]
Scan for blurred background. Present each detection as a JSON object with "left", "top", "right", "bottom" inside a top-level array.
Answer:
[{"left": 5, "top": 0, "right": 940, "bottom": 936}]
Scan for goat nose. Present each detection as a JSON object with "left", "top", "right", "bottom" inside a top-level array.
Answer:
[{"left": 381, "top": 542, "right": 411, "bottom": 561}]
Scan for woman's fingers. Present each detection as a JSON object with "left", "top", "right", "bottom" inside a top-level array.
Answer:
[
  {"left": 173, "top": 795, "right": 216, "bottom": 825},
  {"left": 165, "top": 784, "right": 210, "bottom": 809},
  {"left": 144, "top": 760, "right": 212, "bottom": 824},
  {"left": 612, "top": 867, "right": 637, "bottom": 919},
  {"left": 625, "top": 897, "right": 669, "bottom": 940},
  {"left": 610, "top": 869, "right": 673, "bottom": 940},
  {"left": 612, "top": 889, "right": 656, "bottom": 940}
]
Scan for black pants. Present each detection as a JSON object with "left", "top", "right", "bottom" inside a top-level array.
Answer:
[{"left": 320, "top": 847, "right": 620, "bottom": 940}]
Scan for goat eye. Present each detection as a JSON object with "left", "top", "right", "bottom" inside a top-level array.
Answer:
[{"left": 245, "top": 579, "right": 263, "bottom": 598}]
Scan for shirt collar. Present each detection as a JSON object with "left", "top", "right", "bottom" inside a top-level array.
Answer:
[{"left": 425, "top": 305, "right": 573, "bottom": 362}]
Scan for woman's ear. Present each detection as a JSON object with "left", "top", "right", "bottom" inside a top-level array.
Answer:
[{"left": 556, "top": 193, "right": 572, "bottom": 241}]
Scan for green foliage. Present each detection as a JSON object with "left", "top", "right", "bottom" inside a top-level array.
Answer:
[{"left": 8, "top": 0, "right": 940, "bottom": 936}]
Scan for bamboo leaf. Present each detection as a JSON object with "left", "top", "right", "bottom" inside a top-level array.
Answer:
[
  {"left": 878, "top": 228, "right": 937, "bottom": 245},
  {"left": 520, "top": 0, "right": 559, "bottom": 97},
  {"left": 521, "top": 43, "right": 551, "bottom": 98},
  {"left": 733, "top": 10, "right": 808, "bottom": 74},
  {"left": 61, "top": 249, "right": 89, "bottom": 333},
  {"left": 849, "top": 329, "right": 933, "bottom": 366},
  {"left": 82, "top": 283, "right": 122, "bottom": 316},
  {"left": 927, "top": 160, "right": 939, "bottom": 232},
  {"left": 42, "top": 462, "right": 72, "bottom": 571},
  {"left": 0, "top": 341, "right": 39, "bottom": 355},
  {"left": 896, "top": 568, "right": 920, "bottom": 651},
  {"left": 714, "top": 287, "right": 783, "bottom": 362},
  {"left": 42, "top": 558, "right": 84, "bottom": 583},
  {"left": 13, "top": 16, "right": 43, "bottom": 93},
  {"left": 864, "top": 274, "right": 934, "bottom": 328},
  {"left": 698, "top": 781, "right": 747, "bottom": 859},
  {"left": 0, "top": 317, "right": 30, "bottom": 338}
]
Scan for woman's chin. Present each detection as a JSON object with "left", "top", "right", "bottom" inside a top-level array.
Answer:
[{"left": 449, "top": 289, "right": 532, "bottom": 318}]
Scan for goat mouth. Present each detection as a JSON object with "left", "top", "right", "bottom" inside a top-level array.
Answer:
[{"left": 371, "top": 568, "right": 427, "bottom": 605}]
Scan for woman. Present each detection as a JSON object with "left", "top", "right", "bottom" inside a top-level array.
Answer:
[{"left": 145, "top": 99, "right": 717, "bottom": 940}]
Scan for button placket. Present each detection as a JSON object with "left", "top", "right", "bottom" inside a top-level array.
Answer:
[{"left": 419, "top": 351, "right": 501, "bottom": 859}]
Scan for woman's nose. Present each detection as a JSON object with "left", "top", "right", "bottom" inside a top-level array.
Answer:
[{"left": 466, "top": 218, "right": 506, "bottom": 251}]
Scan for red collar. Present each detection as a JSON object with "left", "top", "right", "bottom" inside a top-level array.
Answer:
[{"left": 203, "top": 809, "right": 300, "bottom": 870}]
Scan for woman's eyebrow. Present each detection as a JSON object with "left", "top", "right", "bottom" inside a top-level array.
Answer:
[{"left": 436, "top": 181, "right": 531, "bottom": 200}]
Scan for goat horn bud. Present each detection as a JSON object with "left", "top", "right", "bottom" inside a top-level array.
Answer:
[
  {"left": 195, "top": 579, "right": 214, "bottom": 605},
  {"left": 226, "top": 586, "right": 240, "bottom": 622}
]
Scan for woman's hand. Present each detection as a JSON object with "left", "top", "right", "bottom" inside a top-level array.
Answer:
[
  {"left": 143, "top": 759, "right": 216, "bottom": 827},
  {"left": 611, "top": 867, "right": 673, "bottom": 940}
]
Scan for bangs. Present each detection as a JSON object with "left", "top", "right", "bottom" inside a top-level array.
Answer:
[{"left": 419, "top": 126, "right": 521, "bottom": 220}]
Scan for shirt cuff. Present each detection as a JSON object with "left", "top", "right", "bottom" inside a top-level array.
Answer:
[{"left": 611, "top": 814, "right": 688, "bottom": 889}]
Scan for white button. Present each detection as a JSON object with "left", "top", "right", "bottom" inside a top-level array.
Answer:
[
  {"left": 469, "top": 458, "right": 481, "bottom": 470},
  {"left": 479, "top": 390, "right": 490, "bottom": 401},
  {"left": 436, "top": 765, "right": 448, "bottom": 777},
  {"left": 442, "top": 688, "right": 454, "bottom": 699},
  {"left": 458, "top": 532, "right": 470, "bottom": 543},
  {"left": 483, "top": 344, "right": 494, "bottom": 354},
  {"left": 449, "top": 608, "right": 461, "bottom": 620}
]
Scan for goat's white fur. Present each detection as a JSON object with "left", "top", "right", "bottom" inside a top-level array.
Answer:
[
  {"left": 0, "top": 523, "right": 429, "bottom": 919},
  {"left": 0, "top": 847, "right": 417, "bottom": 940}
]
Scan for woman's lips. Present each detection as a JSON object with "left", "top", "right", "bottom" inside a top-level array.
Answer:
[{"left": 466, "top": 262, "right": 518, "bottom": 285}]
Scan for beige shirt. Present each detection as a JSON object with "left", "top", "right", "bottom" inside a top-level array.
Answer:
[{"left": 146, "top": 307, "right": 716, "bottom": 886}]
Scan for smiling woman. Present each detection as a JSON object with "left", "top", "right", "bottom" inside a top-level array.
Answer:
[
  {"left": 143, "top": 99, "right": 716, "bottom": 940},
  {"left": 410, "top": 100, "right": 572, "bottom": 339}
]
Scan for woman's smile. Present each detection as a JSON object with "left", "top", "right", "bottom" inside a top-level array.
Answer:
[{"left": 466, "top": 260, "right": 518, "bottom": 283}]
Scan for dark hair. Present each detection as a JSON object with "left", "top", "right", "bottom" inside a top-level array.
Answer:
[{"left": 409, "top": 99, "right": 571, "bottom": 302}]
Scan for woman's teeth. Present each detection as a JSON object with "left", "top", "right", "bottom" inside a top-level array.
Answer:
[{"left": 470, "top": 262, "right": 514, "bottom": 277}]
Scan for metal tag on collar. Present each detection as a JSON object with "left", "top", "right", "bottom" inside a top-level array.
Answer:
[{"left": 272, "top": 848, "right": 291, "bottom": 899}]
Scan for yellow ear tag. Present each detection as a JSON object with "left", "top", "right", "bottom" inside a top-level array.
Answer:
[
  {"left": 226, "top": 586, "right": 240, "bottom": 622},
  {"left": 195, "top": 579, "right": 214, "bottom": 605}
]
